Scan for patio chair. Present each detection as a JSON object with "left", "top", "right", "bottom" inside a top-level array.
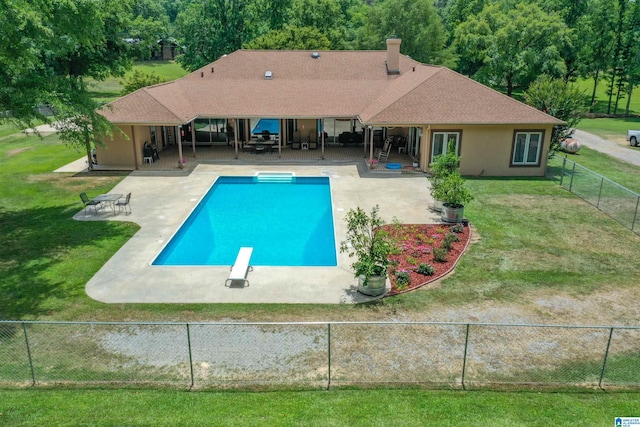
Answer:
[
  {"left": 80, "top": 192, "right": 101, "bottom": 215},
  {"left": 377, "top": 144, "right": 391, "bottom": 163},
  {"left": 115, "top": 192, "right": 132, "bottom": 215}
]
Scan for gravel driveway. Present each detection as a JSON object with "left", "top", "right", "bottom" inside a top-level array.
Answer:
[{"left": 574, "top": 129, "right": 640, "bottom": 167}]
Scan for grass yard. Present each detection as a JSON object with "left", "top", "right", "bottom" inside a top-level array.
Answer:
[
  {"left": 1, "top": 129, "right": 640, "bottom": 326},
  {"left": 575, "top": 78, "right": 640, "bottom": 116},
  {"left": 0, "top": 389, "right": 637, "bottom": 426},
  {"left": 88, "top": 60, "right": 189, "bottom": 102}
]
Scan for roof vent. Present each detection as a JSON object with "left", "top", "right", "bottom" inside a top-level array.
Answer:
[
  {"left": 311, "top": 52, "right": 320, "bottom": 59},
  {"left": 264, "top": 70, "right": 273, "bottom": 80}
]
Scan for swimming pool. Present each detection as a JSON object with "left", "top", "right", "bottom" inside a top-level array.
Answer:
[{"left": 153, "top": 175, "right": 337, "bottom": 266}]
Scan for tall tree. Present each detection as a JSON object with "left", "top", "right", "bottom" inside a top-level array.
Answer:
[
  {"left": 579, "top": 0, "right": 618, "bottom": 111},
  {"left": 357, "top": 0, "right": 454, "bottom": 66},
  {"left": 454, "top": 1, "right": 569, "bottom": 96},
  {"left": 176, "top": 0, "right": 257, "bottom": 71},
  {"left": 243, "top": 26, "right": 331, "bottom": 50},
  {"left": 0, "top": 0, "right": 136, "bottom": 168},
  {"left": 288, "top": 0, "right": 347, "bottom": 49}
]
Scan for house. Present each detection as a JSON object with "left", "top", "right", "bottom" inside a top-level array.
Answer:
[{"left": 98, "top": 38, "right": 563, "bottom": 176}]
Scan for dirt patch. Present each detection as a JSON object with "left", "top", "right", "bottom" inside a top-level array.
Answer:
[{"left": 7, "top": 147, "right": 33, "bottom": 156}]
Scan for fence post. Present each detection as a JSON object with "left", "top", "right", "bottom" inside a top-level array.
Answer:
[
  {"left": 461, "top": 324, "right": 470, "bottom": 390},
  {"left": 22, "top": 322, "right": 36, "bottom": 386},
  {"left": 186, "top": 323, "right": 194, "bottom": 390},
  {"left": 598, "top": 327, "right": 614, "bottom": 391},
  {"left": 632, "top": 196, "right": 640, "bottom": 232},
  {"left": 327, "top": 323, "right": 331, "bottom": 390},
  {"left": 560, "top": 156, "right": 566, "bottom": 187},
  {"left": 569, "top": 161, "right": 576, "bottom": 192},
  {"left": 597, "top": 177, "right": 604, "bottom": 209}
]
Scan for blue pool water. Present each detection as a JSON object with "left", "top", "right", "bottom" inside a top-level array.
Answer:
[{"left": 153, "top": 176, "right": 337, "bottom": 266}]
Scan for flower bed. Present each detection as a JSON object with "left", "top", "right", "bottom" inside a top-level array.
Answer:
[{"left": 382, "top": 223, "right": 471, "bottom": 295}]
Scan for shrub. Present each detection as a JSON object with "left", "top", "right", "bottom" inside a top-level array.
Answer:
[
  {"left": 394, "top": 269, "right": 411, "bottom": 290},
  {"left": 451, "top": 224, "right": 464, "bottom": 233},
  {"left": 433, "top": 247, "right": 448, "bottom": 262},
  {"left": 416, "top": 263, "right": 435, "bottom": 276}
]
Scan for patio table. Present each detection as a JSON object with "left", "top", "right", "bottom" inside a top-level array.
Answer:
[{"left": 94, "top": 193, "right": 123, "bottom": 216}]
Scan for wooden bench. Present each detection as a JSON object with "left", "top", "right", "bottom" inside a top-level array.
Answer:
[{"left": 225, "top": 247, "right": 253, "bottom": 287}]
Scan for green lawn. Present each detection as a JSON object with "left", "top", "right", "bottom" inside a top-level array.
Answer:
[
  {"left": 2, "top": 129, "right": 640, "bottom": 323},
  {"left": 575, "top": 78, "right": 640, "bottom": 115},
  {"left": 88, "top": 60, "right": 189, "bottom": 102},
  {"left": 0, "top": 389, "right": 636, "bottom": 426}
]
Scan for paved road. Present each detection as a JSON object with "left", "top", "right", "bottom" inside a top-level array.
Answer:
[{"left": 574, "top": 129, "right": 640, "bottom": 167}]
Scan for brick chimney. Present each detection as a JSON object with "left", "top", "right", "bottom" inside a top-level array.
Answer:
[{"left": 386, "top": 37, "right": 401, "bottom": 75}]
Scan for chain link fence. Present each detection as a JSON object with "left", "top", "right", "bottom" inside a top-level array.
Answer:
[
  {"left": 1, "top": 321, "right": 639, "bottom": 391},
  {"left": 547, "top": 155, "right": 640, "bottom": 234}
]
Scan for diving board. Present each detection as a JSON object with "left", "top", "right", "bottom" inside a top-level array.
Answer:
[{"left": 225, "top": 247, "right": 253, "bottom": 287}]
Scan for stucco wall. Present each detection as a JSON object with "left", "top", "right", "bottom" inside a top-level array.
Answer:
[
  {"left": 96, "top": 125, "right": 151, "bottom": 169},
  {"left": 422, "top": 124, "right": 554, "bottom": 177}
]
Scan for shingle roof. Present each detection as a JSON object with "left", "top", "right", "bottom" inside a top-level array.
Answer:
[{"left": 100, "top": 49, "right": 563, "bottom": 126}]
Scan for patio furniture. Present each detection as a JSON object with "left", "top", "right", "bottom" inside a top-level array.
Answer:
[
  {"left": 93, "top": 193, "right": 123, "bottom": 216},
  {"left": 377, "top": 144, "right": 391, "bottom": 162},
  {"left": 115, "top": 193, "right": 132, "bottom": 215},
  {"left": 225, "top": 247, "right": 253, "bottom": 287},
  {"left": 80, "top": 192, "right": 101, "bottom": 215}
]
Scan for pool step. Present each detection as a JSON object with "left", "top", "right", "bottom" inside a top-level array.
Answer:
[{"left": 255, "top": 171, "right": 295, "bottom": 182}]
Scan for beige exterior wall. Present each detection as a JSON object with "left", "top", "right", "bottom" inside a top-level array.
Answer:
[
  {"left": 421, "top": 124, "right": 554, "bottom": 177},
  {"left": 96, "top": 125, "right": 151, "bottom": 169}
]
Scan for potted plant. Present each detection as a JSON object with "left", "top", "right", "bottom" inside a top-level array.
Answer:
[
  {"left": 428, "top": 143, "right": 459, "bottom": 212},
  {"left": 433, "top": 171, "right": 473, "bottom": 222},
  {"left": 340, "top": 205, "right": 397, "bottom": 296}
]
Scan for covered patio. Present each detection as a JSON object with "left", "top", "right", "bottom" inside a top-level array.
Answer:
[{"left": 95, "top": 137, "right": 421, "bottom": 174}]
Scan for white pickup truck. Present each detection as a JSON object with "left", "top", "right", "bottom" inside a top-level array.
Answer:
[{"left": 627, "top": 130, "right": 640, "bottom": 146}]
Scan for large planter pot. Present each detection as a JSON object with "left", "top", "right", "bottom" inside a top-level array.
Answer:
[
  {"left": 357, "top": 274, "right": 387, "bottom": 296},
  {"left": 441, "top": 203, "right": 465, "bottom": 223}
]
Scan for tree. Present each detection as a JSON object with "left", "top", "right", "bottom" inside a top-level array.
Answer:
[
  {"left": 120, "top": 70, "right": 163, "bottom": 95},
  {"left": 524, "top": 75, "right": 588, "bottom": 156},
  {"left": 175, "top": 0, "right": 257, "bottom": 71},
  {"left": 578, "top": 0, "right": 618, "bottom": 111},
  {"left": 0, "top": 0, "right": 136, "bottom": 169},
  {"left": 357, "top": 0, "right": 454, "bottom": 66},
  {"left": 243, "top": 26, "right": 331, "bottom": 50},
  {"left": 454, "top": 1, "right": 570, "bottom": 96},
  {"left": 288, "top": 0, "right": 348, "bottom": 49}
]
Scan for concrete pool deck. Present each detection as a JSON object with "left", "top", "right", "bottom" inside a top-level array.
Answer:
[{"left": 77, "top": 163, "right": 440, "bottom": 304}]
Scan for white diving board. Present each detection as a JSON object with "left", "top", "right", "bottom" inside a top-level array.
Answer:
[{"left": 225, "top": 247, "right": 253, "bottom": 287}]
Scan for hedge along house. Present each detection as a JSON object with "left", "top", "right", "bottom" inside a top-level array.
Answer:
[{"left": 98, "top": 38, "right": 563, "bottom": 176}]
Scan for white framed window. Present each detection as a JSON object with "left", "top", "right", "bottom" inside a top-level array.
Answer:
[
  {"left": 431, "top": 131, "right": 460, "bottom": 163},
  {"left": 511, "top": 131, "right": 543, "bottom": 166}
]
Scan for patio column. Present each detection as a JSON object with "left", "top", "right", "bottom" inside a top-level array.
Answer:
[
  {"left": 234, "top": 118, "right": 239, "bottom": 158},
  {"left": 131, "top": 125, "right": 139, "bottom": 170},
  {"left": 177, "top": 126, "right": 184, "bottom": 164},
  {"left": 368, "top": 126, "right": 374, "bottom": 162},
  {"left": 321, "top": 118, "right": 325, "bottom": 159},
  {"left": 190, "top": 122, "right": 196, "bottom": 157}
]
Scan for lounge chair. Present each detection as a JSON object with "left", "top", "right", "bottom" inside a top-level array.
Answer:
[
  {"left": 225, "top": 247, "right": 253, "bottom": 287},
  {"left": 80, "top": 192, "right": 101, "bottom": 215},
  {"left": 115, "top": 192, "right": 131, "bottom": 215}
]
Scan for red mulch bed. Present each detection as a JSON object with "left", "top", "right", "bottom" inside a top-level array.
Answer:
[{"left": 381, "top": 223, "right": 471, "bottom": 296}]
